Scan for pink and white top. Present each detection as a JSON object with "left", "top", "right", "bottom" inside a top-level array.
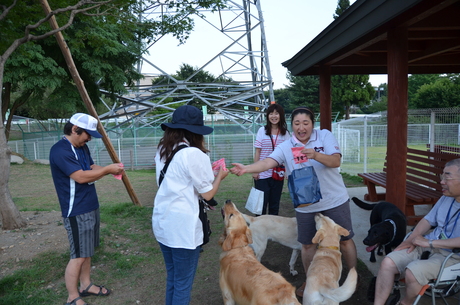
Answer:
[{"left": 254, "top": 126, "right": 290, "bottom": 179}]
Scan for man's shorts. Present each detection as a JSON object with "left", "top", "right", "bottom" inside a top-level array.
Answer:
[
  {"left": 296, "top": 199, "right": 354, "bottom": 245},
  {"left": 387, "top": 247, "right": 460, "bottom": 285},
  {"left": 63, "top": 209, "right": 100, "bottom": 259}
]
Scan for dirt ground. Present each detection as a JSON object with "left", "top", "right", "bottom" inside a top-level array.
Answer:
[
  {"left": 1, "top": 162, "right": 374, "bottom": 304},
  {"left": 0, "top": 210, "right": 67, "bottom": 275}
]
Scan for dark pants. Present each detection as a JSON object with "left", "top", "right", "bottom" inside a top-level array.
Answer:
[{"left": 254, "top": 177, "right": 284, "bottom": 215}]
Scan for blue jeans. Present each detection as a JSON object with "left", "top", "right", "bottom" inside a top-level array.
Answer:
[{"left": 159, "top": 243, "right": 201, "bottom": 305}]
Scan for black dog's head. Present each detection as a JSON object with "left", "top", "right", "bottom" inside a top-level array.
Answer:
[{"left": 363, "top": 221, "right": 394, "bottom": 252}]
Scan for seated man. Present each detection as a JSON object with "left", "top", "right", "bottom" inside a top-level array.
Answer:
[{"left": 374, "top": 158, "right": 460, "bottom": 305}]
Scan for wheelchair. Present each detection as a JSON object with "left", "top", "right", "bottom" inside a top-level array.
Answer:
[{"left": 368, "top": 249, "right": 460, "bottom": 305}]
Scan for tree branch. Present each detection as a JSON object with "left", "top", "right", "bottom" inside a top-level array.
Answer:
[
  {"left": 0, "top": 0, "right": 115, "bottom": 68},
  {"left": 26, "top": 0, "right": 114, "bottom": 42},
  {"left": 0, "top": 0, "right": 18, "bottom": 21}
]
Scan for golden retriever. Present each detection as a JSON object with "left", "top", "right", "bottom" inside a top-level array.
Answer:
[
  {"left": 219, "top": 200, "right": 301, "bottom": 305},
  {"left": 303, "top": 213, "right": 357, "bottom": 305},
  {"left": 242, "top": 213, "right": 301, "bottom": 276}
]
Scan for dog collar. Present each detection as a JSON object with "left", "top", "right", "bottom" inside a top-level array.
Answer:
[
  {"left": 384, "top": 219, "right": 397, "bottom": 246},
  {"left": 318, "top": 245, "right": 339, "bottom": 251},
  {"left": 232, "top": 245, "right": 248, "bottom": 249}
]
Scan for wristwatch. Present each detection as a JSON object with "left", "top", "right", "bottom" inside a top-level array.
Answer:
[{"left": 429, "top": 239, "right": 434, "bottom": 250}]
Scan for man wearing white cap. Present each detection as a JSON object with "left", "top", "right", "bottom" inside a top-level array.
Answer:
[{"left": 49, "top": 113, "right": 124, "bottom": 305}]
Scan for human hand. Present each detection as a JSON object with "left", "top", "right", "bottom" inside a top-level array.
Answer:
[
  {"left": 108, "top": 163, "right": 124, "bottom": 175},
  {"left": 412, "top": 235, "right": 430, "bottom": 249},
  {"left": 230, "top": 163, "right": 246, "bottom": 176},
  {"left": 394, "top": 239, "right": 416, "bottom": 253},
  {"left": 216, "top": 166, "right": 229, "bottom": 180},
  {"left": 252, "top": 173, "right": 259, "bottom": 180},
  {"left": 301, "top": 148, "right": 316, "bottom": 160}
]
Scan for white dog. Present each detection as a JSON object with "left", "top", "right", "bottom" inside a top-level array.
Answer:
[{"left": 242, "top": 213, "right": 302, "bottom": 276}]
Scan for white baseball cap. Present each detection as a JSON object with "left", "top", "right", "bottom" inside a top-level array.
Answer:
[{"left": 69, "top": 113, "right": 103, "bottom": 138}]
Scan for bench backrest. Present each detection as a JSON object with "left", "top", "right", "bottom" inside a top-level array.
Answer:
[
  {"left": 427, "top": 144, "right": 460, "bottom": 155},
  {"left": 383, "top": 148, "right": 460, "bottom": 192}
]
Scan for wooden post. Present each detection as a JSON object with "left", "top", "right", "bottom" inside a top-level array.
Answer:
[
  {"left": 386, "top": 26, "right": 408, "bottom": 217},
  {"left": 40, "top": 0, "right": 142, "bottom": 206},
  {"left": 319, "top": 65, "right": 332, "bottom": 131}
]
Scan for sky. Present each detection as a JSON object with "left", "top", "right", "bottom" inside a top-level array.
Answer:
[{"left": 141, "top": 0, "right": 388, "bottom": 89}]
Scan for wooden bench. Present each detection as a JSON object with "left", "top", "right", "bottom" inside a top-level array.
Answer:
[
  {"left": 358, "top": 148, "right": 460, "bottom": 225},
  {"left": 427, "top": 144, "right": 460, "bottom": 155}
]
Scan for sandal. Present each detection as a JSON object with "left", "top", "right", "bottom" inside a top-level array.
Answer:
[
  {"left": 64, "top": 296, "right": 88, "bottom": 305},
  {"left": 79, "top": 282, "right": 111, "bottom": 297}
]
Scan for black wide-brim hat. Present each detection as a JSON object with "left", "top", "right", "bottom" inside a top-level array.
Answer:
[{"left": 161, "top": 105, "right": 214, "bottom": 135}]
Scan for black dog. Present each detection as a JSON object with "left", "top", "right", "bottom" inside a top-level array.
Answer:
[{"left": 352, "top": 197, "right": 407, "bottom": 262}]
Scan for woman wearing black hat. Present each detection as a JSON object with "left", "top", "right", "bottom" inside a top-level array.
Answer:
[{"left": 152, "top": 105, "right": 228, "bottom": 305}]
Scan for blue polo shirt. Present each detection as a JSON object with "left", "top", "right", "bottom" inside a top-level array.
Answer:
[{"left": 49, "top": 138, "right": 99, "bottom": 218}]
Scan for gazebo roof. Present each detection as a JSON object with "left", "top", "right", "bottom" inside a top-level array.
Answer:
[{"left": 282, "top": 0, "right": 460, "bottom": 76}]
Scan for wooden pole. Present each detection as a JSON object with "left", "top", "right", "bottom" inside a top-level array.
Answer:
[
  {"left": 319, "top": 64, "right": 332, "bottom": 131},
  {"left": 386, "top": 26, "right": 408, "bottom": 218},
  {"left": 40, "top": 0, "right": 142, "bottom": 206}
]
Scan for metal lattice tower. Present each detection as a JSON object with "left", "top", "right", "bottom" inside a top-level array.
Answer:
[{"left": 99, "top": 0, "right": 274, "bottom": 133}]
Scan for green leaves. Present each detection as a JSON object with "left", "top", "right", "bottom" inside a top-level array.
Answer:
[
  {"left": 5, "top": 43, "right": 66, "bottom": 90},
  {"left": 1, "top": 0, "right": 227, "bottom": 122},
  {"left": 412, "top": 75, "right": 460, "bottom": 109},
  {"left": 331, "top": 74, "right": 374, "bottom": 119}
]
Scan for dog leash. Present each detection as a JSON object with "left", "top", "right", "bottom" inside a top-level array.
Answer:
[{"left": 384, "top": 218, "right": 397, "bottom": 246}]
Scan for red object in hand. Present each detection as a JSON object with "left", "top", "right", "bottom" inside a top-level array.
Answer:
[
  {"left": 113, "top": 163, "right": 124, "bottom": 180},
  {"left": 212, "top": 158, "right": 227, "bottom": 176}
]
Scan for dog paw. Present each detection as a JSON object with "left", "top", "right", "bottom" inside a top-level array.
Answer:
[{"left": 290, "top": 270, "right": 298, "bottom": 276}]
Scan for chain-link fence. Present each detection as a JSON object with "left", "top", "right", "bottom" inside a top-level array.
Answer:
[
  {"left": 335, "top": 108, "right": 460, "bottom": 174},
  {"left": 7, "top": 108, "right": 460, "bottom": 175}
]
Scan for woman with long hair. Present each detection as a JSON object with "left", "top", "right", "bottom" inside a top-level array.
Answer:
[
  {"left": 252, "top": 103, "right": 290, "bottom": 215},
  {"left": 153, "top": 105, "right": 228, "bottom": 305}
]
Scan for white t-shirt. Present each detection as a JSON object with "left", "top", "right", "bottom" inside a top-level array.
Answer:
[
  {"left": 153, "top": 144, "right": 214, "bottom": 249},
  {"left": 254, "top": 127, "right": 290, "bottom": 179},
  {"left": 268, "top": 129, "right": 349, "bottom": 213}
]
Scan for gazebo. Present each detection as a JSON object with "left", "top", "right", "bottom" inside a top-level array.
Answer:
[{"left": 282, "top": 0, "right": 460, "bottom": 218}]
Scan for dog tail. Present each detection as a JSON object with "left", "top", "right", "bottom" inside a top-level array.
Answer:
[
  {"left": 351, "top": 197, "right": 376, "bottom": 211},
  {"left": 323, "top": 267, "right": 358, "bottom": 303}
]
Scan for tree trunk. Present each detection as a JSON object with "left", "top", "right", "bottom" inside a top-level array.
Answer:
[
  {"left": 1, "top": 82, "right": 11, "bottom": 121},
  {"left": 5, "top": 90, "right": 32, "bottom": 140},
  {"left": 345, "top": 105, "right": 351, "bottom": 120},
  {"left": 0, "top": 143, "right": 27, "bottom": 230},
  {"left": 0, "top": 59, "right": 28, "bottom": 230}
]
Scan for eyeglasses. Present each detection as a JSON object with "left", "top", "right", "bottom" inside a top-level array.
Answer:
[{"left": 440, "top": 174, "right": 460, "bottom": 182}]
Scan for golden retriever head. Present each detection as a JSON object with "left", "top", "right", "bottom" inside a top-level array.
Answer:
[
  {"left": 219, "top": 200, "right": 253, "bottom": 252},
  {"left": 312, "top": 213, "right": 350, "bottom": 247}
]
